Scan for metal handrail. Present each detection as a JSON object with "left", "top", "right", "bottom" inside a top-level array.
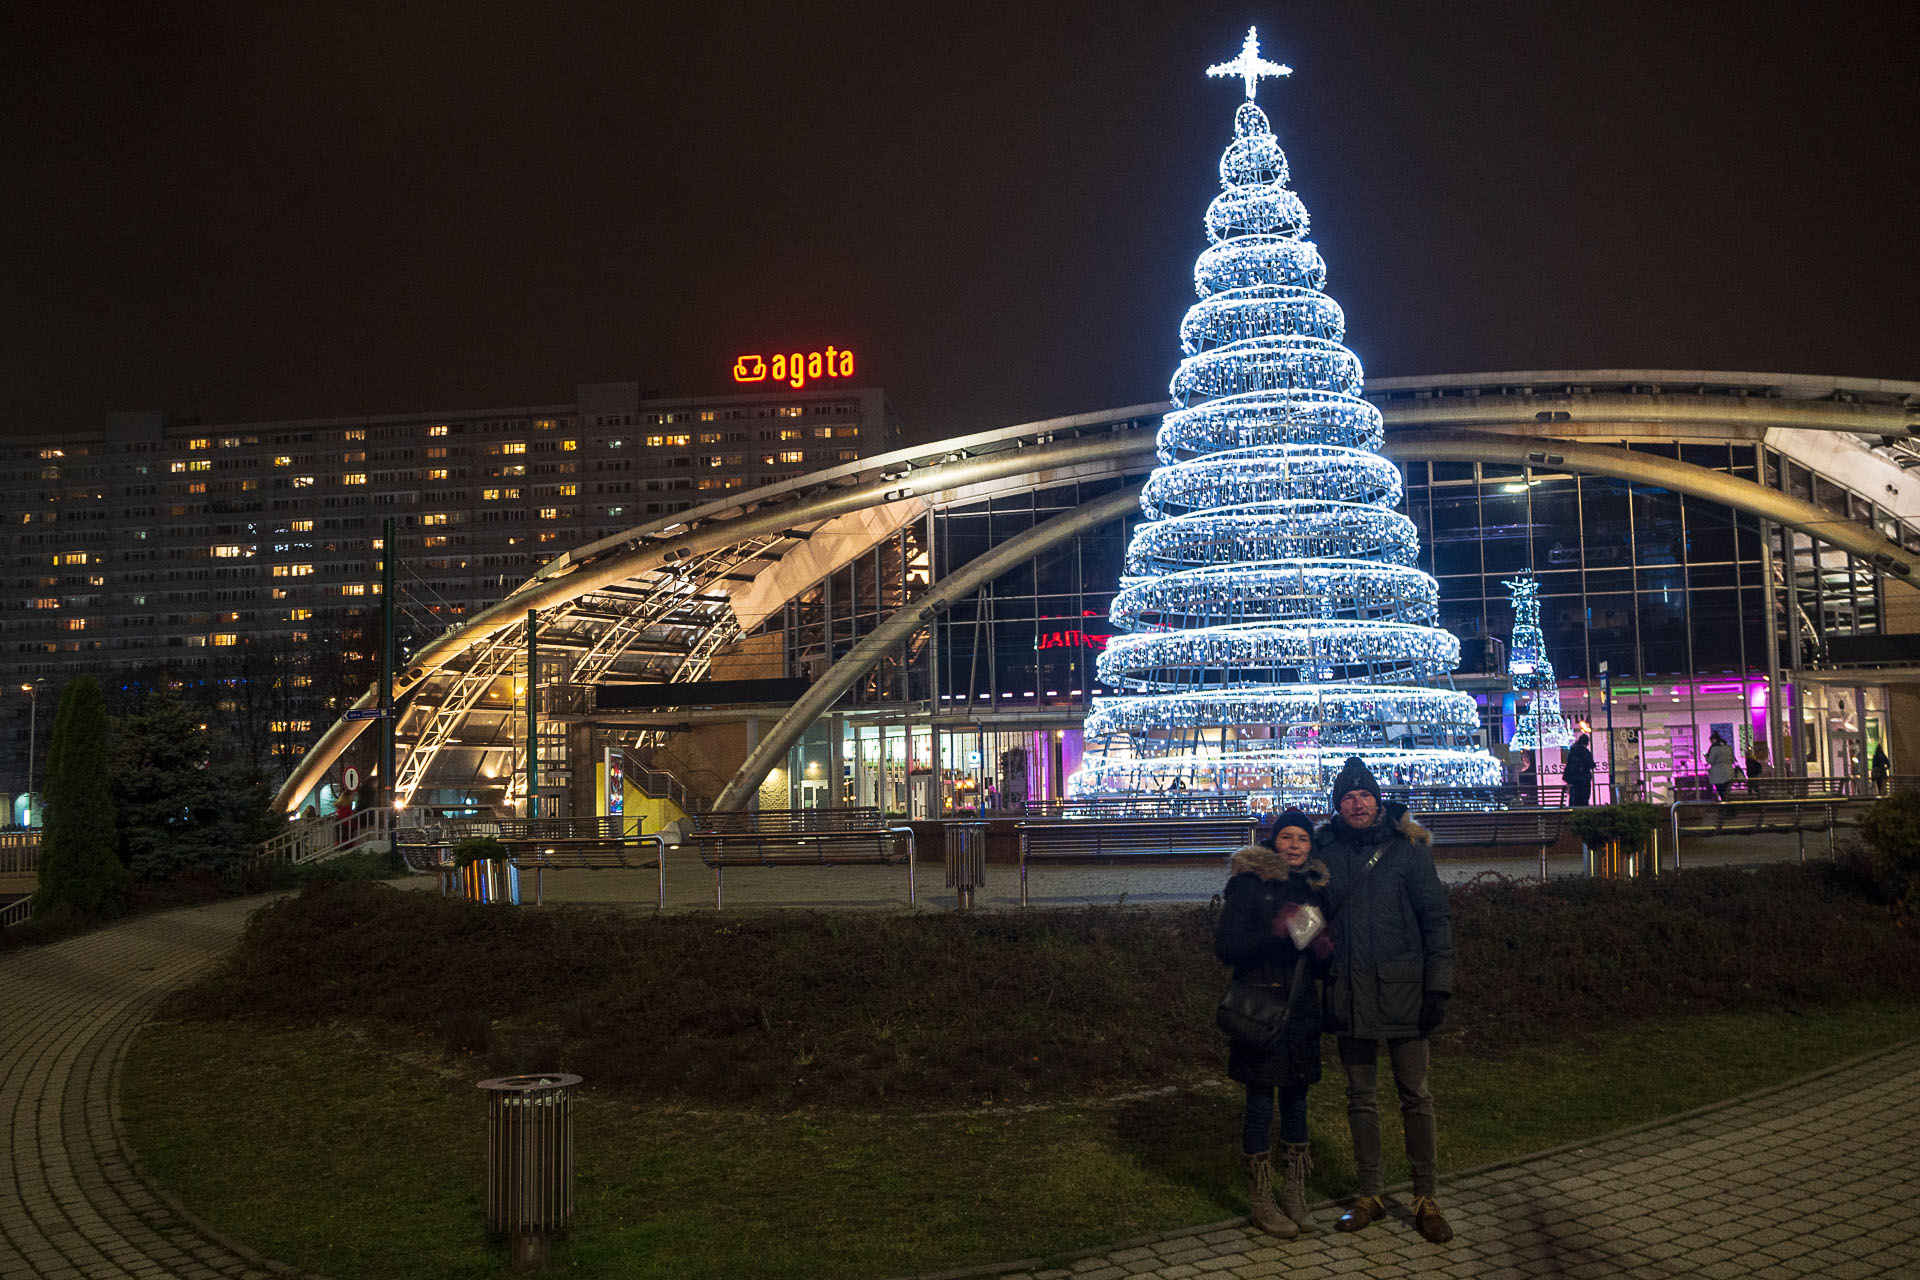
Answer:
[
  {"left": 1, "top": 895, "right": 32, "bottom": 929},
  {"left": 254, "top": 808, "right": 392, "bottom": 871},
  {"left": 0, "top": 831, "right": 39, "bottom": 874}
]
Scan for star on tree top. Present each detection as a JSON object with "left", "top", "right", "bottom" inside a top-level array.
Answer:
[{"left": 1206, "top": 26, "right": 1292, "bottom": 100}]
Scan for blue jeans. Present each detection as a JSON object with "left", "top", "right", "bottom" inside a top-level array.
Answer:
[{"left": 1242, "top": 1083, "right": 1310, "bottom": 1154}]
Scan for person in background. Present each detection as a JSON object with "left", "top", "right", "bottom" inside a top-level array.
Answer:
[
  {"left": 1314, "top": 757, "right": 1456, "bottom": 1244},
  {"left": 1564, "top": 733, "right": 1595, "bottom": 808},
  {"left": 1706, "top": 731, "right": 1736, "bottom": 801},
  {"left": 1213, "top": 809, "right": 1335, "bottom": 1240},
  {"left": 1872, "top": 746, "right": 1890, "bottom": 796}
]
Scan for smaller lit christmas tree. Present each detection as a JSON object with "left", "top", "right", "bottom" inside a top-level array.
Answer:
[{"left": 1504, "top": 573, "right": 1573, "bottom": 750}]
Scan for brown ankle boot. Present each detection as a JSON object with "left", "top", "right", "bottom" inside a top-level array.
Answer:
[
  {"left": 1279, "top": 1142, "right": 1316, "bottom": 1231},
  {"left": 1334, "top": 1194, "right": 1385, "bottom": 1233},
  {"left": 1412, "top": 1195, "right": 1453, "bottom": 1243},
  {"left": 1241, "top": 1151, "right": 1299, "bottom": 1240}
]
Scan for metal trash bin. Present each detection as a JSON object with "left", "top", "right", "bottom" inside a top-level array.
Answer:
[
  {"left": 945, "top": 821, "right": 987, "bottom": 911},
  {"left": 479, "top": 1072, "right": 580, "bottom": 1273}
]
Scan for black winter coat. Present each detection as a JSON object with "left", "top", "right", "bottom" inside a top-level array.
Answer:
[
  {"left": 1314, "top": 803, "right": 1453, "bottom": 1041},
  {"left": 1212, "top": 844, "right": 1333, "bottom": 1088}
]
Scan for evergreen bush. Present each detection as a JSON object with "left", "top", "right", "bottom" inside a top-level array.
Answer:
[
  {"left": 1857, "top": 790, "right": 1920, "bottom": 915},
  {"left": 32, "top": 676, "right": 128, "bottom": 923},
  {"left": 1566, "top": 802, "right": 1667, "bottom": 853}
]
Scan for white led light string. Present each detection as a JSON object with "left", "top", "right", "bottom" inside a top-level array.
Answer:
[{"left": 1069, "top": 37, "right": 1502, "bottom": 810}]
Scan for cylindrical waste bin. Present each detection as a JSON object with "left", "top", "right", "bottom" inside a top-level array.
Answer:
[
  {"left": 945, "top": 821, "right": 987, "bottom": 911},
  {"left": 479, "top": 1072, "right": 580, "bottom": 1273}
]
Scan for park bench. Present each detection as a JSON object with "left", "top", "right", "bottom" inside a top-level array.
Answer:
[
  {"left": 1015, "top": 815, "right": 1259, "bottom": 906},
  {"left": 688, "top": 807, "right": 916, "bottom": 909},
  {"left": 395, "top": 816, "right": 668, "bottom": 907},
  {"left": 1668, "top": 794, "right": 1873, "bottom": 866}
]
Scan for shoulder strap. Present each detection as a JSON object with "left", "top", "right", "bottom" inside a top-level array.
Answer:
[{"left": 1327, "top": 839, "right": 1391, "bottom": 923}]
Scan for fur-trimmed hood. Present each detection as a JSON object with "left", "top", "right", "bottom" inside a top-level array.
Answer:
[{"left": 1228, "top": 843, "right": 1331, "bottom": 888}]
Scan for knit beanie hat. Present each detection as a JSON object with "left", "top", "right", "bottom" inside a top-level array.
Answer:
[
  {"left": 1267, "top": 808, "right": 1314, "bottom": 846},
  {"left": 1329, "top": 755, "right": 1382, "bottom": 812}
]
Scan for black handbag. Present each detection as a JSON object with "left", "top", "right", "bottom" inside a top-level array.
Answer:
[{"left": 1214, "top": 960, "right": 1307, "bottom": 1051}]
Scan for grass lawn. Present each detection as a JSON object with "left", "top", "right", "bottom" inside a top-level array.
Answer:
[{"left": 121, "top": 1000, "right": 1920, "bottom": 1280}]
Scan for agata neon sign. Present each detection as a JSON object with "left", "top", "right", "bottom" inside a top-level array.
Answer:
[
  {"left": 1037, "top": 630, "right": 1110, "bottom": 651},
  {"left": 732, "top": 346, "right": 856, "bottom": 390}
]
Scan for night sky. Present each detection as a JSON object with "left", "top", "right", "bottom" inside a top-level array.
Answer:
[{"left": 3, "top": 2, "right": 1915, "bottom": 446}]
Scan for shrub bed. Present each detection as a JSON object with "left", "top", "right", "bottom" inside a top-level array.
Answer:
[{"left": 172, "top": 862, "right": 1920, "bottom": 1109}]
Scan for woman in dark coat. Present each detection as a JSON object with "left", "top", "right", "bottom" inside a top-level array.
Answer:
[{"left": 1214, "top": 809, "right": 1333, "bottom": 1239}]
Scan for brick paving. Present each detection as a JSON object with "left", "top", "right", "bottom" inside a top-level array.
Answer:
[
  {"left": 5, "top": 891, "right": 1917, "bottom": 1280},
  {"left": 0, "top": 896, "right": 300, "bottom": 1280}
]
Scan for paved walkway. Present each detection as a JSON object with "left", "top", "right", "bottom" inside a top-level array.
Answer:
[
  {"left": 0, "top": 896, "right": 297, "bottom": 1280},
  {"left": 5, "top": 895, "right": 1916, "bottom": 1280},
  {"left": 964, "top": 1039, "right": 1920, "bottom": 1280}
]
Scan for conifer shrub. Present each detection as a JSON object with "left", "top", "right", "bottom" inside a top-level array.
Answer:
[{"left": 32, "top": 676, "right": 128, "bottom": 925}]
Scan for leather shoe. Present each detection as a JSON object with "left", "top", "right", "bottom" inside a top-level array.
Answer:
[
  {"left": 1412, "top": 1195, "right": 1454, "bottom": 1243},
  {"left": 1333, "top": 1195, "right": 1385, "bottom": 1233}
]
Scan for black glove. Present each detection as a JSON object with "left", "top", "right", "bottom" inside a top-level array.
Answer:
[{"left": 1419, "top": 991, "right": 1448, "bottom": 1035}]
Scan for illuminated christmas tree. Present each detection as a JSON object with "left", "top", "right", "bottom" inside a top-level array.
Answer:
[
  {"left": 1504, "top": 572, "right": 1574, "bottom": 750},
  {"left": 1069, "top": 29, "right": 1501, "bottom": 810}
]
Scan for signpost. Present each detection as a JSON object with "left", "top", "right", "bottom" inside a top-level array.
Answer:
[
  {"left": 345, "top": 708, "right": 388, "bottom": 721},
  {"left": 1599, "top": 660, "right": 1614, "bottom": 803}
]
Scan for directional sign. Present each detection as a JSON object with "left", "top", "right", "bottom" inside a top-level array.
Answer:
[
  {"left": 343, "top": 767, "right": 360, "bottom": 791},
  {"left": 344, "top": 708, "right": 389, "bottom": 721}
]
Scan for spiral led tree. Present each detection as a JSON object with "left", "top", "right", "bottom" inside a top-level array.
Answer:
[
  {"left": 1505, "top": 572, "right": 1575, "bottom": 750},
  {"left": 1069, "top": 29, "right": 1503, "bottom": 810}
]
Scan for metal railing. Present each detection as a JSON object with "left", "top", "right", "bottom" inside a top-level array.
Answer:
[
  {"left": 254, "top": 808, "right": 394, "bottom": 872},
  {"left": 0, "top": 831, "right": 39, "bottom": 874},
  {"left": 1, "top": 895, "right": 32, "bottom": 929}
]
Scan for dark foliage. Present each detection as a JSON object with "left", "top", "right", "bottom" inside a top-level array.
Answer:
[
  {"left": 1857, "top": 791, "right": 1920, "bottom": 916},
  {"left": 32, "top": 676, "right": 127, "bottom": 925},
  {"left": 174, "top": 864, "right": 1920, "bottom": 1109},
  {"left": 112, "top": 688, "right": 275, "bottom": 882}
]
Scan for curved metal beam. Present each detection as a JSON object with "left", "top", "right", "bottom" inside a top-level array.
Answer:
[
  {"left": 711, "top": 484, "right": 1147, "bottom": 812},
  {"left": 275, "top": 429, "right": 1157, "bottom": 811},
  {"left": 1384, "top": 430, "right": 1919, "bottom": 581}
]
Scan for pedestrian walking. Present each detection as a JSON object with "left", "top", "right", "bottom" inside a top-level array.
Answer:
[
  {"left": 1564, "top": 733, "right": 1595, "bottom": 808},
  {"left": 1213, "top": 809, "right": 1334, "bottom": 1240},
  {"left": 1314, "top": 756, "right": 1455, "bottom": 1244},
  {"left": 1706, "top": 732, "right": 1736, "bottom": 801},
  {"left": 1872, "top": 746, "right": 1890, "bottom": 796}
]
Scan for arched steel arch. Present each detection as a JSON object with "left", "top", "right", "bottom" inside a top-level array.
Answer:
[{"left": 277, "top": 375, "right": 1920, "bottom": 814}]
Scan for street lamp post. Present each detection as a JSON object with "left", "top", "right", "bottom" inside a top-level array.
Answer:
[{"left": 22, "top": 680, "right": 42, "bottom": 828}]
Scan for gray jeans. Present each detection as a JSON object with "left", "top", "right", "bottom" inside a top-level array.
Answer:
[{"left": 1338, "top": 1035, "right": 1438, "bottom": 1197}]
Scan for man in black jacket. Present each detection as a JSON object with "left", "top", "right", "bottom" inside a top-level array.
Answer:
[{"left": 1314, "top": 756, "right": 1455, "bottom": 1244}]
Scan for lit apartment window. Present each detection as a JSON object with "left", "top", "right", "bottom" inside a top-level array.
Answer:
[
  {"left": 699, "top": 432, "right": 722, "bottom": 444},
  {"left": 87, "top": 574, "right": 105, "bottom": 586},
  {"left": 211, "top": 633, "right": 238, "bottom": 646},
  {"left": 272, "top": 564, "right": 314, "bottom": 577},
  {"left": 343, "top": 450, "right": 366, "bottom": 463},
  {"left": 64, "top": 618, "right": 87, "bottom": 631},
  {"left": 344, "top": 429, "right": 366, "bottom": 441},
  {"left": 38, "top": 448, "right": 64, "bottom": 459},
  {"left": 812, "top": 426, "right": 833, "bottom": 438},
  {"left": 32, "top": 598, "right": 57, "bottom": 609},
  {"left": 561, "top": 440, "right": 577, "bottom": 451},
  {"left": 482, "top": 489, "right": 501, "bottom": 501},
  {"left": 778, "top": 407, "right": 803, "bottom": 418},
  {"left": 428, "top": 424, "right": 449, "bottom": 437},
  {"left": 538, "top": 507, "right": 558, "bottom": 520},
  {"left": 500, "top": 464, "right": 526, "bottom": 477},
  {"left": 557, "top": 483, "right": 577, "bottom": 497},
  {"left": 502, "top": 442, "right": 526, "bottom": 455},
  {"left": 836, "top": 426, "right": 861, "bottom": 438},
  {"left": 837, "top": 449, "right": 859, "bottom": 462},
  {"left": 341, "top": 584, "right": 367, "bottom": 596},
  {"left": 427, "top": 468, "right": 449, "bottom": 480},
  {"left": 538, "top": 531, "right": 560, "bottom": 542},
  {"left": 219, "top": 436, "right": 241, "bottom": 447},
  {"left": 423, "top": 535, "right": 449, "bottom": 548},
  {"left": 169, "top": 461, "right": 187, "bottom": 473},
  {"left": 189, "top": 437, "right": 210, "bottom": 449},
  {"left": 190, "top": 459, "right": 211, "bottom": 470},
  {"left": 288, "top": 608, "right": 313, "bottom": 621},
  {"left": 779, "top": 450, "right": 804, "bottom": 463},
  {"left": 342, "top": 473, "right": 368, "bottom": 485},
  {"left": 779, "top": 428, "right": 802, "bottom": 441},
  {"left": 271, "top": 588, "right": 289, "bottom": 600},
  {"left": 293, "top": 475, "right": 315, "bottom": 488},
  {"left": 188, "top": 483, "right": 207, "bottom": 494},
  {"left": 427, "top": 446, "right": 449, "bottom": 459},
  {"left": 57, "top": 552, "right": 89, "bottom": 565},
  {"left": 211, "top": 545, "right": 246, "bottom": 558},
  {"left": 422, "top": 513, "right": 448, "bottom": 526},
  {"left": 290, "top": 519, "right": 314, "bottom": 531},
  {"left": 240, "top": 480, "right": 260, "bottom": 490}
]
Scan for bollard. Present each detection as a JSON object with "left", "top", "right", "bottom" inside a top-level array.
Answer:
[
  {"left": 479, "top": 1072, "right": 580, "bottom": 1273},
  {"left": 945, "top": 821, "right": 987, "bottom": 911}
]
